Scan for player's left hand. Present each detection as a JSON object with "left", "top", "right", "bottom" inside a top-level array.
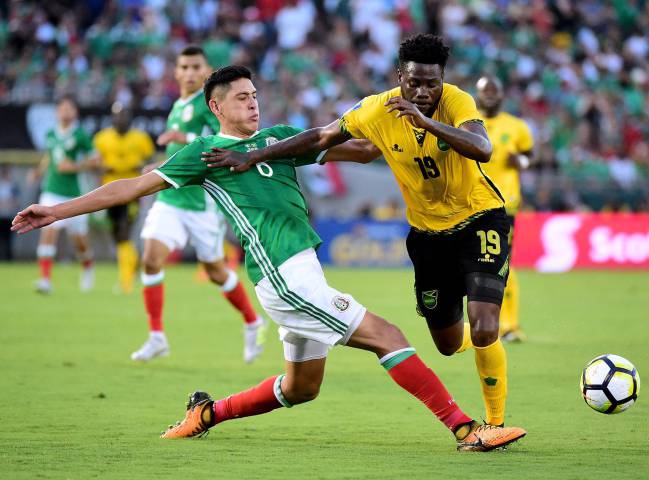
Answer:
[
  {"left": 11, "top": 204, "right": 57, "bottom": 234},
  {"left": 385, "top": 97, "right": 430, "bottom": 129},
  {"left": 201, "top": 148, "right": 252, "bottom": 172}
]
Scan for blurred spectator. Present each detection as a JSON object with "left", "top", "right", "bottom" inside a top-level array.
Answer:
[
  {"left": 0, "top": 165, "right": 19, "bottom": 260},
  {"left": 0, "top": 0, "right": 648, "bottom": 211}
]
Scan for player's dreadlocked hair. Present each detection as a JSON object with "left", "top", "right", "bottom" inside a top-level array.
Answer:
[
  {"left": 398, "top": 34, "right": 450, "bottom": 69},
  {"left": 204, "top": 65, "right": 253, "bottom": 105}
]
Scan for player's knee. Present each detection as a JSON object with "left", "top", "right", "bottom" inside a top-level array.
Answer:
[
  {"left": 470, "top": 315, "right": 499, "bottom": 346},
  {"left": 204, "top": 262, "right": 228, "bottom": 285},
  {"left": 437, "top": 344, "right": 459, "bottom": 356},
  {"left": 142, "top": 252, "right": 164, "bottom": 274},
  {"left": 285, "top": 382, "right": 321, "bottom": 405}
]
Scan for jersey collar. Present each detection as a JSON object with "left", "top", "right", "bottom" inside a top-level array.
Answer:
[
  {"left": 217, "top": 131, "right": 259, "bottom": 141},
  {"left": 56, "top": 121, "right": 78, "bottom": 138},
  {"left": 176, "top": 89, "right": 203, "bottom": 106}
]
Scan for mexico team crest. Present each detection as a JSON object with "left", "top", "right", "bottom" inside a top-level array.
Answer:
[
  {"left": 182, "top": 104, "right": 194, "bottom": 122},
  {"left": 421, "top": 290, "right": 438, "bottom": 309},
  {"left": 332, "top": 296, "right": 350, "bottom": 312}
]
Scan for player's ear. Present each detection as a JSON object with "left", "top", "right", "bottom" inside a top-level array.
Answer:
[{"left": 397, "top": 67, "right": 402, "bottom": 83}]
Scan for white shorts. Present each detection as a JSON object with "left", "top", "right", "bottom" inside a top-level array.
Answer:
[
  {"left": 39, "top": 192, "right": 89, "bottom": 235},
  {"left": 255, "top": 248, "right": 367, "bottom": 362},
  {"left": 140, "top": 201, "right": 226, "bottom": 263}
]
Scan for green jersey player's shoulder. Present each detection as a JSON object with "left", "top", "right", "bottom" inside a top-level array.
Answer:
[{"left": 262, "top": 124, "right": 304, "bottom": 140}]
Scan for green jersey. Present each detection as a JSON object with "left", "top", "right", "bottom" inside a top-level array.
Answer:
[
  {"left": 42, "top": 124, "right": 94, "bottom": 197},
  {"left": 156, "top": 125, "right": 324, "bottom": 284},
  {"left": 157, "top": 89, "right": 221, "bottom": 211}
]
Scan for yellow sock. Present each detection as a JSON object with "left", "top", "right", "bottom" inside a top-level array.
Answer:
[
  {"left": 117, "top": 241, "right": 138, "bottom": 293},
  {"left": 499, "top": 268, "right": 520, "bottom": 335},
  {"left": 456, "top": 322, "right": 473, "bottom": 353},
  {"left": 475, "top": 339, "right": 507, "bottom": 425}
]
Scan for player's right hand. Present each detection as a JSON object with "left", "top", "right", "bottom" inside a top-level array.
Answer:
[
  {"left": 11, "top": 204, "right": 57, "bottom": 234},
  {"left": 201, "top": 148, "right": 252, "bottom": 172}
]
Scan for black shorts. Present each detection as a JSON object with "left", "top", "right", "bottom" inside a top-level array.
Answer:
[
  {"left": 406, "top": 208, "right": 511, "bottom": 329},
  {"left": 107, "top": 203, "right": 137, "bottom": 242}
]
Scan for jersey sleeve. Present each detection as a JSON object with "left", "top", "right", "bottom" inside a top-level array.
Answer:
[
  {"left": 338, "top": 95, "right": 382, "bottom": 140},
  {"left": 155, "top": 139, "right": 208, "bottom": 188},
  {"left": 271, "top": 125, "right": 325, "bottom": 167},
  {"left": 515, "top": 119, "right": 534, "bottom": 152},
  {"left": 444, "top": 88, "right": 483, "bottom": 128}
]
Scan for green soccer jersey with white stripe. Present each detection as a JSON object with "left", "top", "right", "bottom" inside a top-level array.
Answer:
[
  {"left": 155, "top": 125, "right": 323, "bottom": 284},
  {"left": 42, "top": 124, "right": 94, "bottom": 197},
  {"left": 156, "top": 89, "right": 221, "bottom": 211}
]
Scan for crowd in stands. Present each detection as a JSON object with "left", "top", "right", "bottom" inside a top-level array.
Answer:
[{"left": 1, "top": 0, "right": 648, "bottom": 212}]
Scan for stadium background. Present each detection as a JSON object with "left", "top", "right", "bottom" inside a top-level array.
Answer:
[{"left": 0, "top": 0, "right": 648, "bottom": 267}]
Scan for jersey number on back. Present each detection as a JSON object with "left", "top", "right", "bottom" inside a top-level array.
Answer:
[{"left": 414, "top": 156, "right": 440, "bottom": 180}]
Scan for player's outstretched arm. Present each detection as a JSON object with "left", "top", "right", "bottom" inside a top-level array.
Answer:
[
  {"left": 12, "top": 172, "right": 168, "bottom": 234},
  {"left": 385, "top": 97, "right": 492, "bottom": 163},
  {"left": 201, "top": 120, "right": 350, "bottom": 172},
  {"left": 323, "top": 139, "right": 382, "bottom": 164}
]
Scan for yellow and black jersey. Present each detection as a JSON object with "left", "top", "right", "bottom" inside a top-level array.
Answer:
[
  {"left": 339, "top": 83, "right": 504, "bottom": 232},
  {"left": 94, "top": 127, "right": 155, "bottom": 184},
  {"left": 482, "top": 112, "right": 533, "bottom": 213}
]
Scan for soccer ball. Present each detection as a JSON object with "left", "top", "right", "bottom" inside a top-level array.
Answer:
[{"left": 580, "top": 354, "right": 640, "bottom": 414}]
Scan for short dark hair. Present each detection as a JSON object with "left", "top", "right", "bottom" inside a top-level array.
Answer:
[
  {"left": 398, "top": 34, "right": 450, "bottom": 69},
  {"left": 179, "top": 45, "right": 206, "bottom": 58},
  {"left": 56, "top": 94, "right": 77, "bottom": 108},
  {"left": 204, "top": 65, "right": 252, "bottom": 105}
]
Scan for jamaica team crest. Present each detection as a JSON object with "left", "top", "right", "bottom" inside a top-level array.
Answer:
[{"left": 421, "top": 290, "right": 438, "bottom": 309}]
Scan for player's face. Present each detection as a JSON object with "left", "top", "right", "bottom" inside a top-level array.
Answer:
[
  {"left": 476, "top": 79, "right": 503, "bottom": 113},
  {"left": 57, "top": 100, "right": 77, "bottom": 125},
  {"left": 211, "top": 78, "right": 259, "bottom": 134},
  {"left": 398, "top": 62, "right": 444, "bottom": 116},
  {"left": 112, "top": 109, "right": 131, "bottom": 132},
  {"left": 175, "top": 54, "right": 210, "bottom": 94}
]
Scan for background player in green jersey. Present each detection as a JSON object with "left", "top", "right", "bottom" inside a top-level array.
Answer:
[
  {"left": 12, "top": 66, "right": 526, "bottom": 452},
  {"left": 134, "top": 46, "right": 265, "bottom": 364},
  {"left": 29, "top": 96, "right": 98, "bottom": 294}
]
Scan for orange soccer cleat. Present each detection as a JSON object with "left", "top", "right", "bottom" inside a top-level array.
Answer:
[
  {"left": 456, "top": 422, "right": 526, "bottom": 452},
  {"left": 161, "top": 391, "right": 215, "bottom": 439}
]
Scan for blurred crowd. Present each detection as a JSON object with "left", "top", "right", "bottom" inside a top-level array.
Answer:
[{"left": 1, "top": 0, "right": 648, "bottom": 211}]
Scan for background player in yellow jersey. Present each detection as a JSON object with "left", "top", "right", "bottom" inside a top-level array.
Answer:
[
  {"left": 204, "top": 34, "right": 516, "bottom": 428},
  {"left": 94, "top": 102, "right": 155, "bottom": 293},
  {"left": 476, "top": 76, "right": 534, "bottom": 343}
]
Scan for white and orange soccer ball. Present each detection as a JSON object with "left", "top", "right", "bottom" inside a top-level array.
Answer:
[{"left": 580, "top": 354, "right": 640, "bottom": 414}]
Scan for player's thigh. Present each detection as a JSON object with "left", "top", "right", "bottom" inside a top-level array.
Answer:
[
  {"left": 459, "top": 208, "right": 510, "bottom": 306},
  {"left": 346, "top": 310, "right": 409, "bottom": 357},
  {"left": 140, "top": 202, "right": 187, "bottom": 256},
  {"left": 39, "top": 225, "right": 60, "bottom": 245},
  {"left": 406, "top": 227, "right": 465, "bottom": 330},
  {"left": 184, "top": 209, "right": 226, "bottom": 263},
  {"left": 255, "top": 249, "right": 367, "bottom": 356}
]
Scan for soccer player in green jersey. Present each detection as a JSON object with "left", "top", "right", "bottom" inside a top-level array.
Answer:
[
  {"left": 29, "top": 96, "right": 97, "bottom": 294},
  {"left": 12, "top": 66, "right": 526, "bottom": 452},
  {"left": 134, "top": 46, "right": 265, "bottom": 364}
]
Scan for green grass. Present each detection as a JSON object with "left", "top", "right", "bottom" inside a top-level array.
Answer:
[{"left": 0, "top": 264, "right": 647, "bottom": 479}]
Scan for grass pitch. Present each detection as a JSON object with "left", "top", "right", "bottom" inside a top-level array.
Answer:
[{"left": 0, "top": 263, "right": 647, "bottom": 479}]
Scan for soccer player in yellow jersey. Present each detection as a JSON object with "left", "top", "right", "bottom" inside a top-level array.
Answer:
[
  {"left": 477, "top": 76, "right": 534, "bottom": 343},
  {"left": 94, "top": 103, "right": 155, "bottom": 292},
  {"left": 204, "top": 35, "right": 517, "bottom": 428}
]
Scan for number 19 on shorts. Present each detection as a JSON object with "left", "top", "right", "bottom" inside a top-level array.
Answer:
[{"left": 476, "top": 229, "right": 501, "bottom": 255}]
